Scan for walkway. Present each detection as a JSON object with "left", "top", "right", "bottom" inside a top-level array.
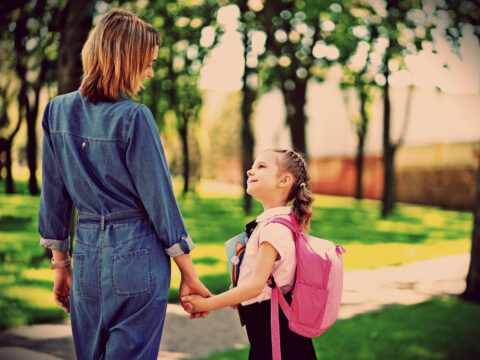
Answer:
[{"left": 0, "top": 253, "right": 470, "bottom": 360}]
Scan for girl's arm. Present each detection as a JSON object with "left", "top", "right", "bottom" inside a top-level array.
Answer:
[{"left": 182, "top": 242, "right": 278, "bottom": 313}]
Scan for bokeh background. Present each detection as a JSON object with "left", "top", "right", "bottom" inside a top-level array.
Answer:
[{"left": 0, "top": 0, "right": 479, "bottom": 359}]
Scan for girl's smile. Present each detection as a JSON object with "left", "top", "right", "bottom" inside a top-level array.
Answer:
[
  {"left": 246, "top": 151, "right": 294, "bottom": 210},
  {"left": 246, "top": 152, "right": 279, "bottom": 193}
]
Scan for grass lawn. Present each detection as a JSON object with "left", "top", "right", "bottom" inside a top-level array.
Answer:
[
  {"left": 0, "top": 180, "right": 473, "bottom": 330},
  {"left": 197, "top": 296, "right": 480, "bottom": 360}
]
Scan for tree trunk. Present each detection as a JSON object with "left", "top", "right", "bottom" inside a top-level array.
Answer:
[
  {"left": 381, "top": 50, "right": 396, "bottom": 218},
  {"left": 26, "top": 84, "right": 43, "bottom": 195},
  {"left": 462, "top": 150, "right": 480, "bottom": 302},
  {"left": 240, "top": 1, "right": 255, "bottom": 213},
  {"left": 356, "top": 90, "right": 368, "bottom": 200},
  {"left": 5, "top": 141, "right": 14, "bottom": 193},
  {"left": 57, "top": 0, "right": 94, "bottom": 94},
  {"left": 0, "top": 95, "right": 21, "bottom": 193},
  {"left": 283, "top": 80, "right": 307, "bottom": 154},
  {"left": 179, "top": 120, "right": 189, "bottom": 194},
  {"left": 0, "top": 138, "right": 15, "bottom": 194}
]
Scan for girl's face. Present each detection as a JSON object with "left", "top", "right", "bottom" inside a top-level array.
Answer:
[
  {"left": 246, "top": 151, "right": 283, "bottom": 199},
  {"left": 142, "top": 45, "right": 159, "bottom": 81}
]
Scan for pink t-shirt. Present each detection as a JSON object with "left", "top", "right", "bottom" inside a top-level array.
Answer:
[{"left": 238, "top": 206, "right": 296, "bottom": 306}]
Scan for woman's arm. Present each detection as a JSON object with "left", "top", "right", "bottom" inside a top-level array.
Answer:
[{"left": 182, "top": 242, "right": 278, "bottom": 313}]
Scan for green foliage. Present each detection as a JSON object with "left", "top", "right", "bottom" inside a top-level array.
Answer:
[
  {"left": 136, "top": 1, "right": 219, "bottom": 188},
  {"left": 139, "top": 1, "right": 217, "bottom": 126},
  {"left": 310, "top": 199, "right": 472, "bottom": 245},
  {"left": 0, "top": 188, "right": 472, "bottom": 329},
  {"left": 198, "top": 296, "right": 480, "bottom": 360},
  {"left": 0, "top": 194, "right": 68, "bottom": 330}
]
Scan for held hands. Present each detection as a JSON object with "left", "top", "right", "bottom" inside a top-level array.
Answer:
[
  {"left": 181, "top": 294, "right": 210, "bottom": 314},
  {"left": 179, "top": 276, "right": 212, "bottom": 319}
]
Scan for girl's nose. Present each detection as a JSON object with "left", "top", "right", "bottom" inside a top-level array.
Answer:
[{"left": 247, "top": 168, "right": 254, "bottom": 177}]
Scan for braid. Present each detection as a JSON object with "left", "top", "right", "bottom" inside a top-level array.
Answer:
[{"left": 273, "top": 149, "right": 314, "bottom": 232}]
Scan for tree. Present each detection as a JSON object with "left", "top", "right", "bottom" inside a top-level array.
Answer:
[
  {"left": 464, "top": 150, "right": 480, "bottom": 302},
  {"left": 340, "top": 66, "right": 375, "bottom": 200},
  {"left": 347, "top": 0, "right": 436, "bottom": 217},
  {"left": 0, "top": 7, "right": 22, "bottom": 194},
  {"left": 256, "top": 0, "right": 359, "bottom": 154},
  {"left": 2, "top": 0, "right": 63, "bottom": 195},
  {"left": 142, "top": 1, "right": 217, "bottom": 193},
  {"left": 233, "top": 0, "right": 263, "bottom": 213},
  {"left": 57, "top": 0, "right": 95, "bottom": 94},
  {"left": 0, "top": 80, "right": 21, "bottom": 194},
  {"left": 435, "top": 0, "right": 480, "bottom": 303}
]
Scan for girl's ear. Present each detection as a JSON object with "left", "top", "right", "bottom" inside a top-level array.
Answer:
[{"left": 278, "top": 173, "right": 293, "bottom": 188}]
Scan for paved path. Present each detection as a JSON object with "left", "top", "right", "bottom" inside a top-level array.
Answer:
[{"left": 0, "top": 253, "right": 469, "bottom": 360}]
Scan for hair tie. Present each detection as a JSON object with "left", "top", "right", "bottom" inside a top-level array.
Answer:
[{"left": 299, "top": 182, "right": 306, "bottom": 188}]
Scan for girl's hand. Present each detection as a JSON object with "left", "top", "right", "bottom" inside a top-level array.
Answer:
[
  {"left": 181, "top": 294, "right": 211, "bottom": 314},
  {"left": 53, "top": 267, "right": 72, "bottom": 314}
]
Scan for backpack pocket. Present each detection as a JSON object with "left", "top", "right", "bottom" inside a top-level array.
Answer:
[{"left": 290, "top": 282, "right": 329, "bottom": 336}]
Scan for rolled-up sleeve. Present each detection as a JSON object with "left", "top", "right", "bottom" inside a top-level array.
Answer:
[
  {"left": 38, "top": 102, "right": 73, "bottom": 252},
  {"left": 125, "top": 105, "right": 194, "bottom": 257}
]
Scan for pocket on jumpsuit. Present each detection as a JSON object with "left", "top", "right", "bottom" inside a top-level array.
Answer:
[
  {"left": 72, "top": 253, "right": 85, "bottom": 297},
  {"left": 111, "top": 248, "right": 153, "bottom": 296}
]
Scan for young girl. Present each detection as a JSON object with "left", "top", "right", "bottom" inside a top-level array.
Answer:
[{"left": 182, "top": 149, "right": 317, "bottom": 360}]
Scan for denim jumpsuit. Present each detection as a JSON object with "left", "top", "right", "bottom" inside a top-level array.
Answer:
[{"left": 38, "top": 91, "right": 194, "bottom": 359}]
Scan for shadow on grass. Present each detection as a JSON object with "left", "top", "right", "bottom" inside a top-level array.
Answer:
[
  {"left": 0, "top": 215, "right": 32, "bottom": 231},
  {"left": 197, "top": 296, "right": 480, "bottom": 360}
]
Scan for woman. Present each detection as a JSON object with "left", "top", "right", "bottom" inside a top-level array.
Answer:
[{"left": 38, "top": 9, "right": 210, "bottom": 359}]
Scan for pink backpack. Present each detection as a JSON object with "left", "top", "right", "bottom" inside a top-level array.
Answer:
[{"left": 265, "top": 213, "right": 346, "bottom": 360}]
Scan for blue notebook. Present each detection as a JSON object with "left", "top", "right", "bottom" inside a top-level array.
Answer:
[{"left": 225, "top": 232, "right": 248, "bottom": 287}]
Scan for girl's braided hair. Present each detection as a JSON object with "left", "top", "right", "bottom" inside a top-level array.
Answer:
[{"left": 273, "top": 149, "right": 313, "bottom": 232}]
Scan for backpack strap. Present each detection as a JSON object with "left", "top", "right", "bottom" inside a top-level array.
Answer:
[
  {"left": 270, "top": 285, "right": 281, "bottom": 360},
  {"left": 264, "top": 214, "right": 300, "bottom": 360}
]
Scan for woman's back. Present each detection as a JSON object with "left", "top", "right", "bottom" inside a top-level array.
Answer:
[{"left": 44, "top": 90, "right": 156, "bottom": 215}]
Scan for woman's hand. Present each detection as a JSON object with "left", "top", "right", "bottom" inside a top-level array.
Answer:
[
  {"left": 174, "top": 253, "right": 212, "bottom": 319},
  {"left": 53, "top": 267, "right": 72, "bottom": 314},
  {"left": 179, "top": 277, "right": 212, "bottom": 319}
]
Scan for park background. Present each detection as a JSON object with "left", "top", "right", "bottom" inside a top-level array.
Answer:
[{"left": 0, "top": 0, "right": 479, "bottom": 359}]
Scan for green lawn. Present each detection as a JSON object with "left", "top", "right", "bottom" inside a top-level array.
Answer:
[
  {"left": 197, "top": 296, "right": 480, "bottom": 360},
  {"left": 0, "top": 180, "right": 473, "bottom": 330}
]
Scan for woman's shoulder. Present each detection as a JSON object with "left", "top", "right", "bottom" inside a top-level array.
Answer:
[
  {"left": 122, "top": 101, "right": 154, "bottom": 119},
  {"left": 49, "top": 90, "right": 81, "bottom": 107}
]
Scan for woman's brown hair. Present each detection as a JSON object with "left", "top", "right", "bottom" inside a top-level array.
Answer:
[
  {"left": 79, "top": 9, "right": 160, "bottom": 104},
  {"left": 273, "top": 149, "right": 314, "bottom": 232}
]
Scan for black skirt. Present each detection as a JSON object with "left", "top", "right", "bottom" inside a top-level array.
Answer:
[{"left": 238, "top": 293, "right": 317, "bottom": 360}]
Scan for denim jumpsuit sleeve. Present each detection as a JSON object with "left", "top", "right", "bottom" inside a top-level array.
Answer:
[
  {"left": 38, "top": 101, "right": 74, "bottom": 252},
  {"left": 125, "top": 105, "right": 194, "bottom": 257}
]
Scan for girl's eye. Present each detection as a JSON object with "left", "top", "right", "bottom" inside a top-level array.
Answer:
[{"left": 258, "top": 164, "right": 265, "bottom": 169}]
